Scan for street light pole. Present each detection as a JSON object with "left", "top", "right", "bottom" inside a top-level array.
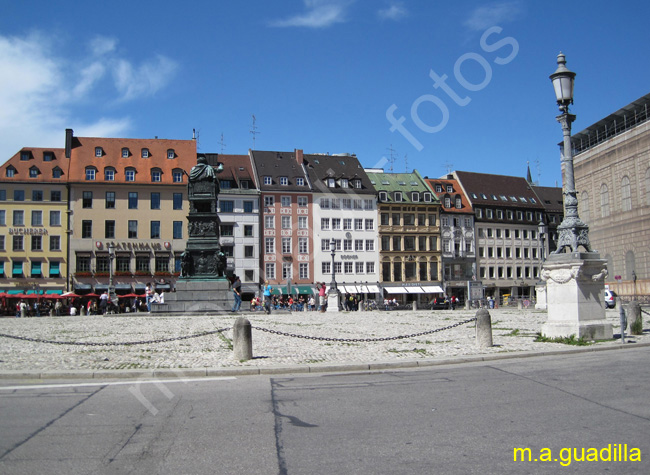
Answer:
[
  {"left": 108, "top": 243, "right": 115, "bottom": 302},
  {"left": 330, "top": 238, "right": 337, "bottom": 291},
  {"left": 550, "top": 53, "right": 593, "bottom": 254}
]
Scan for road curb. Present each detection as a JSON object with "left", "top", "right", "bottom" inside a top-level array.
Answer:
[{"left": 1, "top": 340, "right": 649, "bottom": 381}]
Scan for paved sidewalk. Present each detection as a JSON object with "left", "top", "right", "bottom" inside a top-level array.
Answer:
[{"left": 0, "top": 307, "right": 645, "bottom": 379}]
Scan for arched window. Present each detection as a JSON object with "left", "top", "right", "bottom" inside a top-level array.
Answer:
[
  {"left": 580, "top": 191, "right": 590, "bottom": 223},
  {"left": 600, "top": 184, "right": 609, "bottom": 217},
  {"left": 621, "top": 176, "right": 631, "bottom": 211}
]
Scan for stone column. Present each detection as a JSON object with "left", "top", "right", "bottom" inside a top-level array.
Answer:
[{"left": 476, "top": 309, "right": 493, "bottom": 348}]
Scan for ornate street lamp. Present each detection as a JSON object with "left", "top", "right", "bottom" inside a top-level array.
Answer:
[
  {"left": 328, "top": 238, "right": 340, "bottom": 312},
  {"left": 108, "top": 243, "right": 116, "bottom": 300},
  {"left": 538, "top": 221, "right": 548, "bottom": 261},
  {"left": 329, "top": 238, "right": 337, "bottom": 291},
  {"left": 549, "top": 53, "right": 593, "bottom": 254}
]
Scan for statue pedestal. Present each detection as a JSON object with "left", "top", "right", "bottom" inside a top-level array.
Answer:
[
  {"left": 151, "top": 279, "right": 233, "bottom": 315},
  {"left": 535, "top": 282, "right": 547, "bottom": 310},
  {"left": 327, "top": 289, "right": 340, "bottom": 312},
  {"left": 540, "top": 253, "right": 612, "bottom": 340}
]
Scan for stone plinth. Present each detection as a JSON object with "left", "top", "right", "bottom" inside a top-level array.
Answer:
[
  {"left": 151, "top": 279, "right": 233, "bottom": 315},
  {"left": 540, "top": 252, "right": 612, "bottom": 340},
  {"left": 535, "top": 282, "right": 547, "bottom": 310},
  {"left": 327, "top": 289, "right": 340, "bottom": 312}
]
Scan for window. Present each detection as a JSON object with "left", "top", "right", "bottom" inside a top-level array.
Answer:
[
  {"left": 81, "top": 191, "right": 92, "bottom": 208},
  {"left": 173, "top": 193, "right": 183, "bottom": 210},
  {"left": 332, "top": 218, "right": 341, "bottom": 230},
  {"left": 621, "top": 176, "right": 632, "bottom": 211},
  {"left": 365, "top": 219, "right": 374, "bottom": 230},
  {"left": 379, "top": 191, "right": 388, "bottom": 202},
  {"left": 282, "top": 216, "right": 291, "bottom": 229},
  {"left": 355, "top": 219, "right": 364, "bottom": 231},
  {"left": 49, "top": 261, "right": 60, "bottom": 277},
  {"left": 281, "top": 196, "right": 291, "bottom": 207},
  {"left": 327, "top": 178, "right": 336, "bottom": 187},
  {"left": 282, "top": 262, "right": 292, "bottom": 280},
  {"left": 151, "top": 192, "right": 161, "bottom": 210},
  {"left": 456, "top": 197, "right": 462, "bottom": 208},
  {"left": 322, "top": 262, "right": 331, "bottom": 274},
  {"left": 31, "top": 190, "right": 43, "bottom": 202},
  {"left": 141, "top": 148, "right": 149, "bottom": 158},
  {"left": 50, "top": 190, "right": 61, "bottom": 202},
  {"left": 320, "top": 198, "right": 330, "bottom": 209},
  {"left": 244, "top": 201, "right": 254, "bottom": 213},
  {"left": 297, "top": 196, "right": 308, "bottom": 207},
  {"left": 296, "top": 177, "right": 304, "bottom": 186},
  {"left": 381, "top": 236, "right": 390, "bottom": 251},
  {"left": 155, "top": 255, "right": 170, "bottom": 273},
  {"left": 49, "top": 210, "right": 60, "bottom": 227},
  {"left": 76, "top": 255, "right": 91, "bottom": 273},
  {"left": 404, "top": 213, "right": 415, "bottom": 226},
  {"left": 366, "top": 262, "right": 375, "bottom": 274},
  {"left": 105, "top": 220, "right": 115, "bottom": 239},
  {"left": 264, "top": 196, "right": 275, "bottom": 206},
  {"left": 136, "top": 255, "right": 150, "bottom": 273},
  {"left": 0, "top": 210, "right": 4, "bottom": 226},
  {"left": 31, "top": 235, "right": 42, "bottom": 251},
  {"left": 125, "top": 168, "right": 135, "bottom": 181},
  {"left": 13, "top": 235, "right": 24, "bottom": 251},
  {"left": 265, "top": 237, "right": 275, "bottom": 254},
  {"left": 151, "top": 221, "right": 161, "bottom": 239},
  {"left": 331, "top": 199, "right": 340, "bottom": 209},
  {"left": 116, "top": 255, "right": 130, "bottom": 273},
  {"left": 263, "top": 176, "right": 272, "bottom": 185},
  {"left": 220, "top": 180, "right": 231, "bottom": 189},
  {"left": 122, "top": 147, "right": 129, "bottom": 158},
  {"left": 339, "top": 178, "right": 348, "bottom": 189},
  {"left": 298, "top": 216, "right": 307, "bottom": 229},
  {"left": 265, "top": 216, "right": 275, "bottom": 229},
  {"left": 321, "top": 218, "right": 330, "bottom": 230},
  {"left": 31, "top": 210, "right": 42, "bottom": 226},
  {"left": 167, "top": 149, "right": 175, "bottom": 159},
  {"left": 393, "top": 236, "right": 401, "bottom": 251},
  {"left": 394, "top": 191, "right": 402, "bottom": 202},
  {"left": 280, "top": 177, "right": 288, "bottom": 186},
  {"left": 220, "top": 225, "right": 234, "bottom": 236},
  {"left": 411, "top": 192, "right": 420, "bottom": 202},
  {"left": 82, "top": 220, "right": 92, "bottom": 238},
  {"left": 128, "top": 192, "right": 138, "bottom": 209},
  {"left": 244, "top": 225, "right": 254, "bottom": 237},
  {"left": 104, "top": 191, "right": 115, "bottom": 209},
  {"left": 343, "top": 239, "right": 352, "bottom": 251},
  {"left": 151, "top": 169, "right": 162, "bottom": 182},
  {"left": 52, "top": 167, "right": 62, "bottom": 179},
  {"left": 332, "top": 239, "right": 341, "bottom": 251},
  {"left": 299, "top": 263, "right": 309, "bottom": 279},
  {"left": 354, "top": 239, "right": 363, "bottom": 251},
  {"left": 381, "top": 213, "right": 389, "bottom": 225},
  {"left": 173, "top": 170, "right": 183, "bottom": 183},
  {"left": 173, "top": 221, "right": 183, "bottom": 239},
  {"left": 104, "top": 168, "right": 115, "bottom": 181},
  {"left": 128, "top": 220, "right": 137, "bottom": 238},
  {"left": 343, "top": 218, "right": 352, "bottom": 230},
  {"left": 344, "top": 262, "right": 353, "bottom": 274},
  {"left": 321, "top": 239, "right": 330, "bottom": 251},
  {"left": 600, "top": 184, "right": 610, "bottom": 217},
  {"left": 299, "top": 237, "right": 308, "bottom": 253},
  {"left": 220, "top": 200, "right": 234, "bottom": 213},
  {"left": 85, "top": 168, "right": 96, "bottom": 180},
  {"left": 95, "top": 147, "right": 103, "bottom": 157},
  {"left": 265, "top": 263, "right": 276, "bottom": 279},
  {"left": 13, "top": 210, "right": 24, "bottom": 226}
]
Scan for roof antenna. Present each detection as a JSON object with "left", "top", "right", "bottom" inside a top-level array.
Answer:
[
  {"left": 218, "top": 133, "right": 226, "bottom": 154},
  {"left": 404, "top": 153, "right": 409, "bottom": 173},
  {"left": 387, "top": 144, "right": 396, "bottom": 172},
  {"left": 442, "top": 161, "right": 453, "bottom": 175},
  {"left": 250, "top": 114, "right": 259, "bottom": 150}
]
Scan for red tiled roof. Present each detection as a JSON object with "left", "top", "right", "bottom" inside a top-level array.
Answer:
[{"left": 1, "top": 148, "right": 67, "bottom": 183}]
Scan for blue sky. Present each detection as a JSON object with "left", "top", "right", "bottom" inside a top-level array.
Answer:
[{"left": 1, "top": 0, "right": 649, "bottom": 186}]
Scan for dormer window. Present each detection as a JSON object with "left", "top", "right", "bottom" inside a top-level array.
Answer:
[
  {"left": 379, "top": 191, "right": 388, "bottom": 202},
  {"left": 296, "top": 177, "right": 304, "bottom": 186},
  {"left": 151, "top": 168, "right": 162, "bottom": 182},
  {"left": 95, "top": 147, "right": 103, "bottom": 157},
  {"left": 340, "top": 178, "right": 349, "bottom": 188},
  {"left": 353, "top": 179, "right": 362, "bottom": 189},
  {"left": 85, "top": 167, "right": 97, "bottom": 180},
  {"left": 105, "top": 167, "right": 115, "bottom": 181},
  {"left": 220, "top": 180, "right": 231, "bottom": 189},
  {"left": 125, "top": 168, "right": 136, "bottom": 182},
  {"left": 280, "top": 177, "right": 289, "bottom": 186},
  {"left": 455, "top": 197, "right": 462, "bottom": 208},
  {"left": 20, "top": 151, "right": 31, "bottom": 160},
  {"left": 411, "top": 192, "right": 420, "bottom": 202},
  {"left": 444, "top": 196, "right": 451, "bottom": 208},
  {"left": 167, "top": 149, "right": 175, "bottom": 159},
  {"left": 263, "top": 176, "right": 272, "bottom": 185},
  {"left": 327, "top": 178, "right": 336, "bottom": 188},
  {"left": 423, "top": 192, "right": 432, "bottom": 202},
  {"left": 29, "top": 166, "right": 39, "bottom": 178},
  {"left": 172, "top": 170, "right": 183, "bottom": 183},
  {"left": 435, "top": 184, "right": 443, "bottom": 192},
  {"left": 141, "top": 148, "right": 149, "bottom": 158},
  {"left": 52, "top": 167, "right": 62, "bottom": 179},
  {"left": 121, "top": 147, "right": 130, "bottom": 158},
  {"left": 240, "top": 180, "right": 249, "bottom": 189},
  {"left": 43, "top": 152, "right": 53, "bottom": 161},
  {"left": 447, "top": 185, "right": 453, "bottom": 193},
  {"left": 394, "top": 191, "right": 402, "bottom": 202}
]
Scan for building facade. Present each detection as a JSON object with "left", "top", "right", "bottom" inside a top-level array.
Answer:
[
  {"left": 250, "top": 150, "right": 314, "bottom": 294},
  {"left": 0, "top": 147, "right": 69, "bottom": 295},
  {"left": 454, "top": 171, "right": 547, "bottom": 302},
  {"left": 572, "top": 92, "right": 650, "bottom": 299},
  {"left": 425, "top": 176, "right": 476, "bottom": 302},
  {"left": 304, "top": 153, "right": 380, "bottom": 299},
  {"left": 365, "top": 169, "right": 442, "bottom": 305}
]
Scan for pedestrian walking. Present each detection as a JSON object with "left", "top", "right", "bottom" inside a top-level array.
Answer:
[
  {"left": 263, "top": 280, "right": 273, "bottom": 314},
  {"left": 231, "top": 275, "right": 242, "bottom": 312}
]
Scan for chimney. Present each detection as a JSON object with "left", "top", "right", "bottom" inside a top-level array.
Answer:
[
  {"left": 295, "top": 148, "right": 303, "bottom": 165},
  {"left": 65, "top": 128, "right": 73, "bottom": 158}
]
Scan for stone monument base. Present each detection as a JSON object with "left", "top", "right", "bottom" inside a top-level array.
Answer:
[
  {"left": 540, "top": 252, "right": 612, "bottom": 340},
  {"left": 327, "top": 289, "right": 340, "bottom": 312},
  {"left": 151, "top": 279, "right": 233, "bottom": 315}
]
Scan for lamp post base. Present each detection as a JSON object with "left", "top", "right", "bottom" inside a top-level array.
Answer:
[{"left": 327, "top": 289, "right": 340, "bottom": 312}]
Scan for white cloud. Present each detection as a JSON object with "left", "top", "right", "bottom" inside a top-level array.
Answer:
[
  {"left": 0, "top": 32, "right": 177, "bottom": 161},
  {"left": 113, "top": 55, "right": 179, "bottom": 101},
  {"left": 270, "top": 0, "right": 351, "bottom": 28},
  {"left": 377, "top": 2, "right": 407, "bottom": 21},
  {"left": 464, "top": 1, "right": 523, "bottom": 31}
]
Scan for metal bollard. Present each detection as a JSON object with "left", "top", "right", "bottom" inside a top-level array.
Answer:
[
  {"left": 619, "top": 299, "right": 627, "bottom": 344},
  {"left": 233, "top": 317, "right": 253, "bottom": 361},
  {"left": 475, "top": 308, "right": 493, "bottom": 348}
]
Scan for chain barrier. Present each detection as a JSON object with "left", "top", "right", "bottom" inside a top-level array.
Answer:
[
  {"left": 252, "top": 317, "right": 477, "bottom": 343},
  {"left": 0, "top": 327, "right": 231, "bottom": 347},
  {"left": 641, "top": 308, "right": 650, "bottom": 317}
]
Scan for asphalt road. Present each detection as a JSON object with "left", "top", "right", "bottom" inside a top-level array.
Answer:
[{"left": 1, "top": 346, "right": 649, "bottom": 474}]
